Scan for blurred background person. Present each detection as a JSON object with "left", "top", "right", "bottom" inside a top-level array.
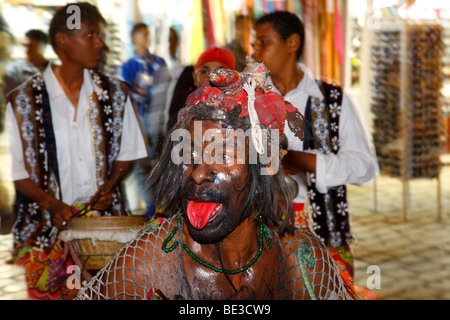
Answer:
[
  {"left": 3, "top": 29, "right": 49, "bottom": 96},
  {"left": 121, "top": 22, "right": 170, "bottom": 218},
  {"left": 164, "top": 26, "right": 186, "bottom": 136},
  {"left": 166, "top": 46, "right": 236, "bottom": 131}
]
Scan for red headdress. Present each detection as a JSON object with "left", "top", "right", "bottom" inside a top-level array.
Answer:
[
  {"left": 179, "top": 59, "right": 305, "bottom": 153},
  {"left": 194, "top": 47, "right": 236, "bottom": 71}
]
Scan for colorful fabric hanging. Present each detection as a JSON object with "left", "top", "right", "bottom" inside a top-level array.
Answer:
[
  {"left": 211, "top": 0, "right": 227, "bottom": 46},
  {"left": 253, "top": 0, "right": 264, "bottom": 18},
  {"left": 203, "top": 0, "right": 216, "bottom": 48},
  {"left": 302, "top": 0, "right": 316, "bottom": 74},
  {"left": 265, "top": 0, "right": 275, "bottom": 13},
  {"left": 274, "top": 0, "right": 286, "bottom": 11},
  {"left": 333, "top": 0, "right": 343, "bottom": 82},
  {"left": 189, "top": 0, "right": 205, "bottom": 65},
  {"left": 320, "top": 0, "right": 334, "bottom": 82}
]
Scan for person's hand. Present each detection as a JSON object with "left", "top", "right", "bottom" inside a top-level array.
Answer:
[
  {"left": 133, "top": 85, "right": 147, "bottom": 96},
  {"left": 47, "top": 199, "right": 72, "bottom": 230},
  {"left": 91, "top": 183, "right": 114, "bottom": 211}
]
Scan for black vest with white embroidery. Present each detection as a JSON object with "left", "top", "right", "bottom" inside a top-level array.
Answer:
[{"left": 303, "top": 81, "right": 354, "bottom": 249}]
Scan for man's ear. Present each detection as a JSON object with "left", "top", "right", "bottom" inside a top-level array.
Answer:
[
  {"left": 287, "top": 33, "right": 301, "bottom": 55},
  {"left": 264, "top": 162, "right": 277, "bottom": 176},
  {"left": 54, "top": 32, "right": 68, "bottom": 51}
]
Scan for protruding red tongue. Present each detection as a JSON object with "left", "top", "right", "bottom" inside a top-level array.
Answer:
[{"left": 187, "top": 201, "right": 222, "bottom": 229}]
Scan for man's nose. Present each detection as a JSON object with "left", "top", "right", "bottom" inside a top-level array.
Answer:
[
  {"left": 95, "top": 34, "right": 105, "bottom": 50},
  {"left": 251, "top": 44, "right": 260, "bottom": 61},
  {"left": 190, "top": 162, "right": 214, "bottom": 185},
  {"left": 251, "top": 51, "right": 262, "bottom": 63}
]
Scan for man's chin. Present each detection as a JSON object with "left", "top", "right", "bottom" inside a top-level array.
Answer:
[{"left": 184, "top": 213, "right": 230, "bottom": 244}]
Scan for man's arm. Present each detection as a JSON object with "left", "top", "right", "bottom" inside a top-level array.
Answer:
[
  {"left": 91, "top": 160, "right": 132, "bottom": 211},
  {"left": 282, "top": 151, "right": 316, "bottom": 175},
  {"left": 7, "top": 102, "right": 72, "bottom": 229},
  {"left": 14, "top": 178, "right": 72, "bottom": 229},
  {"left": 283, "top": 94, "right": 379, "bottom": 194}
]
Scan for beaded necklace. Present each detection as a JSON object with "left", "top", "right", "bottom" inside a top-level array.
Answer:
[{"left": 162, "top": 217, "right": 271, "bottom": 274}]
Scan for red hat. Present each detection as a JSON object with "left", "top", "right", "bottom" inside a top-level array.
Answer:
[
  {"left": 180, "top": 60, "right": 305, "bottom": 153},
  {"left": 194, "top": 47, "right": 236, "bottom": 71}
]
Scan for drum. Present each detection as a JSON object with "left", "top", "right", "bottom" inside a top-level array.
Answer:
[{"left": 60, "top": 216, "right": 149, "bottom": 270}]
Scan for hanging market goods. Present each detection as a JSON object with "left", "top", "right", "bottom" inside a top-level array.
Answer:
[
  {"left": 371, "top": 29, "right": 403, "bottom": 178},
  {"left": 75, "top": 214, "right": 353, "bottom": 300},
  {"left": 405, "top": 25, "right": 443, "bottom": 179},
  {"left": 371, "top": 25, "right": 443, "bottom": 179}
]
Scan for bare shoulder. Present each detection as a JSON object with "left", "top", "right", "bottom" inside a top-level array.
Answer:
[{"left": 270, "top": 227, "right": 352, "bottom": 300}]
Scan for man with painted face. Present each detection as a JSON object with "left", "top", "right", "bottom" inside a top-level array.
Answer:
[
  {"left": 76, "top": 61, "right": 376, "bottom": 300},
  {"left": 5, "top": 2, "right": 147, "bottom": 299}
]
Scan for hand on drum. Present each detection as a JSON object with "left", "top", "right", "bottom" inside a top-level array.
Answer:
[
  {"left": 90, "top": 184, "right": 114, "bottom": 211},
  {"left": 48, "top": 199, "right": 73, "bottom": 230}
]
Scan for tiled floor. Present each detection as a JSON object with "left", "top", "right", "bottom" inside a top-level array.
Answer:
[
  {"left": 0, "top": 235, "right": 28, "bottom": 300},
  {"left": 350, "top": 164, "right": 450, "bottom": 300},
  {"left": 0, "top": 127, "right": 449, "bottom": 299}
]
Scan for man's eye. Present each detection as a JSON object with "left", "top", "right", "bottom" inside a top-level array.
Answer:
[
  {"left": 223, "top": 153, "right": 233, "bottom": 164},
  {"left": 191, "top": 150, "right": 200, "bottom": 159}
]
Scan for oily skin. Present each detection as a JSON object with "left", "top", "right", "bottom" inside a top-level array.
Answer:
[{"left": 180, "top": 120, "right": 278, "bottom": 299}]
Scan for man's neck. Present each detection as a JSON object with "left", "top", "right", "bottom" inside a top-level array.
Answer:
[
  {"left": 271, "top": 64, "right": 304, "bottom": 96},
  {"left": 135, "top": 46, "right": 149, "bottom": 58},
  {"left": 183, "top": 217, "right": 260, "bottom": 265},
  {"left": 29, "top": 54, "right": 48, "bottom": 71},
  {"left": 52, "top": 63, "right": 84, "bottom": 114},
  {"left": 53, "top": 63, "right": 84, "bottom": 92}
]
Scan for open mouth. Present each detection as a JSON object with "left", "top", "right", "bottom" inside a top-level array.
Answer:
[{"left": 186, "top": 201, "right": 223, "bottom": 230}]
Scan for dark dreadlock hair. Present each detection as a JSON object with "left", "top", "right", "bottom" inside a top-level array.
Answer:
[{"left": 147, "top": 103, "right": 296, "bottom": 235}]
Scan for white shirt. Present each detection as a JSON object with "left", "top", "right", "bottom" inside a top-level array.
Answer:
[
  {"left": 6, "top": 64, "right": 148, "bottom": 205},
  {"left": 270, "top": 64, "right": 379, "bottom": 203}
]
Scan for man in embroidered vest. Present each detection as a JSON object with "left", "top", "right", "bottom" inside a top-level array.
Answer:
[
  {"left": 252, "top": 11, "right": 379, "bottom": 278},
  {"left": 75, "top": 62, "right": 379, "bottom": 300},
  {"left": 5, "top": 2, "right": 147, "bottom": 300}
]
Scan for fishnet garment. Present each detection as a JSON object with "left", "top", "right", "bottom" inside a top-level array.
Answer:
[{"left": 75, "top": 214, "right": 352, "bottom": 300}]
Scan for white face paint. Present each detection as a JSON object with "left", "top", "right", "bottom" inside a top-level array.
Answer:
[
  {"left": 216, "top": 172, "right": 232, "bottom": 183},
  {"left": 170, "top": 120, "right": 279, "bottom": 175}
]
